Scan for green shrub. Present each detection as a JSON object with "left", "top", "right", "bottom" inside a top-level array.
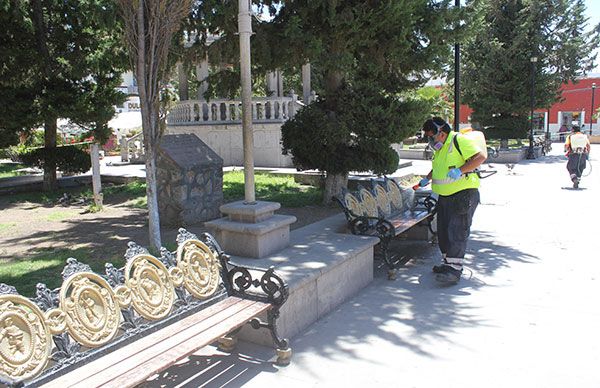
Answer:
[
  {"left": 281, "top": 85, "right": 430, "bottom": 176},
  {"left": 19, "top": 145, "right": 91, "bottom": 175},
  {"left": 6, "top": 144, "right": 28, "bottom": 162}
]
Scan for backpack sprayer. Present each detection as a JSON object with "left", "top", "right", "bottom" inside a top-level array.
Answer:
[{"left": 412, "top": 127, "right": 497, "bottom": 190}]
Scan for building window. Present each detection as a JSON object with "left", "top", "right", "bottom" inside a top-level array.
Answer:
[
  {"left": 533, "top": 112, "right": 545, "bottom": 134},
  {"left": 560, "top": 111, "right": 582, "bottom": 131}
]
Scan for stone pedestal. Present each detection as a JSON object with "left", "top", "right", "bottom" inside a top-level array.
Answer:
[
  {"left": 205, "top": 200, "right": 296, "bottom": 258},
  {"left": 157, "top": 134, "right": 223, "bottom": 226}
]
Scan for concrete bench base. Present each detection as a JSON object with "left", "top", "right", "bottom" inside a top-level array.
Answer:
[{"left": 234, "top": 214, "right": 379, "bottom": 345}]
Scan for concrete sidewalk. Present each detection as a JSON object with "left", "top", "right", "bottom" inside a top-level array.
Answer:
[{"left": 145, "top": 145, "right": 599, "bottom": 388}]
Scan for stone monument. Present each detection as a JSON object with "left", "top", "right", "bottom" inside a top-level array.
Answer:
[
  {"left": 157, "top": 134, "right": 223, "bottom": 226},
  {"left": 205, "top": 200, "right": 296, "bottom": 258}
]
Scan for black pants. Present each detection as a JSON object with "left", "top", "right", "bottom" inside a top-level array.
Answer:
[
  {"left": 567, "top": 153, "right": 587, "bottom": 180},
  {"left": 436, "top": 189, "right": 480, "bottom": 259}
]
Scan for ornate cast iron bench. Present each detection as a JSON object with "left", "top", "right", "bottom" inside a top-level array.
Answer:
[
  {"left": 334, "top": 177, "right": 436, "bottom": 279},
  {"left": 0, "top": 229, "right": 290, "bottom": 388}
]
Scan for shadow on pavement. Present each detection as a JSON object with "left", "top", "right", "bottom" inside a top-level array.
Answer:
[
  {"left": 518, "top": 154, "right": 567, "bottom": 165},
  {"left": 467, "top": 231, "right": 540, "bottom": 276},
  {"left": 280, "top": 233, "right": 539, "bottom": 362},
  {"left": 144, "top": 350, "right": 279, "bottom": 388}
]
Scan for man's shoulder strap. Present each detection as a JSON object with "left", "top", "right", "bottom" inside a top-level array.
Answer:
[{"left": 452, "top": 133, "right": 463, "bottom": 156}]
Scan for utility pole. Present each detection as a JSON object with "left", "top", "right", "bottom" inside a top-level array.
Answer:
[
  {"left": 238, "top": 0, "right": 256, "bottom": 203},
  {"left": 526, "top": 56, "right": 538, "bottom": 159},
  {"left": 591, "top": 83, "right": 596, "bottom": 135},
  {"left": 454, "top": 0, "right": 460, "bottom": 132}
]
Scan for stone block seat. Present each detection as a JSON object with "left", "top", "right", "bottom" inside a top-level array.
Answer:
[{"left": 231, "top": 214, "right": 380, "bottom": 346}]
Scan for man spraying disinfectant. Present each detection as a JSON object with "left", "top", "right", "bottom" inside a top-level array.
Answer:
[
  {"left": 564, "top": 125, "right": 590, "bottom": 189},
  {"left": 414, "top": 117, "right": 486, "bottom": 284}
]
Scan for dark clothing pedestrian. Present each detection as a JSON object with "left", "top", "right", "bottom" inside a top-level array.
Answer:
[
  {"left": 435, "top": 189, "right": 480, "bottom": 259},
  {"left": 567, "top": 153, "right": 587, "bottom": 179}
]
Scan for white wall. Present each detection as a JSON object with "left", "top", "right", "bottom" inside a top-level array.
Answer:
[{"left": 165, "top": 123, "right": 294, "bottom": 168}]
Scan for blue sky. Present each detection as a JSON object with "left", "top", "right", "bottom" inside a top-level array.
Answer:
[{"left": 584, "top": 0, "right": 599, "bottom": 72}]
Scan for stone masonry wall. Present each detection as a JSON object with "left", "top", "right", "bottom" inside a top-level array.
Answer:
[
  {"left": 157, "top": 134, "right": 223, "bottom": 226},
  {"left": 157, "top": 156, "right": 223, "bottom": 226}
]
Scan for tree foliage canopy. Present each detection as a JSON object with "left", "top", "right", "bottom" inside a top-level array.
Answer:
[
  {"left": 0, "top": 0, "right": 128, "bottom": 142},
  {"left": 275, "top": 0, "right": 459, "bottom": 178},
  {"left": 282, "top": 85, "right": 430, "bottom": 175},
  {"left": 461, "top": 0, "right": 599, "bottom": 139}
]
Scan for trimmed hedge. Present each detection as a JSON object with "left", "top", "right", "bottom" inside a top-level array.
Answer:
[{"left": 19, "top": 145, "right": 91, "bottom": 175}]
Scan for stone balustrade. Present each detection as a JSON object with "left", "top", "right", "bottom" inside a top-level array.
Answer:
[{"left": 167, "top": 95, "right": 300, "bottom": 126}]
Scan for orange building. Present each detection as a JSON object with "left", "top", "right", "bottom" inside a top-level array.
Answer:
[{"left": 459, "top": 74, "right": 600, "bottom": 135}]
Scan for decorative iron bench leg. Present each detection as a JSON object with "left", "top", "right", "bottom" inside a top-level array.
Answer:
[
  {"left": 249, "top": 308, "right": 291, "bottom": 366},
  {"left": 377, "top": 235, "right": 398, "bottom": 280}
]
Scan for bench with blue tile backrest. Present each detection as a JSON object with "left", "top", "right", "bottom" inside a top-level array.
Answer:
[
  {"left": 334, "top": 177, "right": 436, "bottom": 279},
  {"left": 0, "top": 230, "right": 290, "bottom": 388}
]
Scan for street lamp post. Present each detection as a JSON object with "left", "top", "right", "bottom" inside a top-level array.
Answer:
[
  {"left": 591, "top": 83, "right": 596, "bottom": 136},
  {"left": 546, "top": 108, "right": 550, "bottom": 143},
  {"left": 526, "top": 56, "right": 538, "bottom": 159},
  {"left": 454, "top": 0, "right": 460, "bottom": 132}
]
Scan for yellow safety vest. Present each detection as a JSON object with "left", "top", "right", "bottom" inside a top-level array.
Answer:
[{"left": 431, "top": 132, "right": 480, "bottom": 196}]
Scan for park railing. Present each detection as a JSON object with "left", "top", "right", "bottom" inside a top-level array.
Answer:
[{"left": 167, "top": 94, "right": 301, "bottom": 126}]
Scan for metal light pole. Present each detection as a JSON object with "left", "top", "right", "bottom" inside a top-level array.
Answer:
[
  {"left": 526, "top": 56, "right": 538, "bottom": 159},
  {"left": 591, "top": 83, "right": 596, "bottom": 135},
  {"left": 546, "top": 108, "right": 550, "bottom": 142},
  {"left": 238, "top": 0, "right": 256, "bottom": 203},
  {"left": 454, "top": 0, "right": 460, "bottom": 132}
]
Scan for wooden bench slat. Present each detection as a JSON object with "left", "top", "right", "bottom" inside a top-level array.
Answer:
[
  {"left": 389, "top": 211, "right": 429, "bottom": 235},
  {"left": 41, "top": 297, "right": 265, "bottom": 388},
  {"left": 103, "top": 301, "right": 271, "bottom": 388}
]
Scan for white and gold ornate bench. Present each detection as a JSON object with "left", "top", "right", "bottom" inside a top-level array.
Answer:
[
  {"left": 0, "top": 229, "right": 290, "bottom": 388},
  {"left": 334, "top": 177, "right": 437, "bottom": 279}
]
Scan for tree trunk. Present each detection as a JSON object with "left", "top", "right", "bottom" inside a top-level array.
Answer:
[
  {"left": 144, "top": 139, "right": 162, "bottom": 251},
  {"left": 43, "top": 119, "right": 57, "bottom": 191},
  {"left": 500, "top": 139, "right": 509, "bottom": 149},
  {"left": 31, "top": 0, "right": 57, "bottom": 192},
  {"left": 136, "top": 1, "right": 161, "bottom": 251},
  {"left": 321, "top": 68, "right": 347, "bottom": 205},
  {"left": 324, "top": 70, "right": 344, "bottom": 96},
  {"left": 323, "top": 172, "right": 348, "bottom": 206}
]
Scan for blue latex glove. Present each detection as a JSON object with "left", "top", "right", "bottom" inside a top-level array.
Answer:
[
  {"left": 419, "top": 178, "right": 430, "bottom": 187},
  {"left": 447, "top": 168, "right": 462, "bottom": 180}
]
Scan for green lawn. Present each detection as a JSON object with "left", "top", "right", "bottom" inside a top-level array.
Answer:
[
  {"left": 0, "top": 172, "right": 323, "bottom": 295},
  {"left": 0, "top": 163, "right": 27, "bottom": 179},
  {"left": 223, "top": 170, "right": 322, "bottom": 207},
  {"left": 0, "top": 248, "right": 124, "bottom": 297},
  {"left": 4, "top": 172, "right": 323, "bottom": 208}
]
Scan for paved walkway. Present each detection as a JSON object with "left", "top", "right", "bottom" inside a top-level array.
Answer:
[{"left": 145, "top": 144, "right": 599, "bottom": 388}]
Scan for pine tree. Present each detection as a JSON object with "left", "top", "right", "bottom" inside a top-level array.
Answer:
[
  {"left": 274, "top": 1, "right": 459, "bottom": 201},
  {"left": 0, "top": 0, "right": 127, "bottom": 190},
  {"left": 461, "top": 0, "right": 598, "bottom": 140}
]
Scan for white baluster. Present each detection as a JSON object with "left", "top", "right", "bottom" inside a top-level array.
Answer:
[
  {"left": 211, "top": 103, "right": 217, "bottom": 121},
  {"left": 289, "top": 90, "right": 297, "bottom": 118}
]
